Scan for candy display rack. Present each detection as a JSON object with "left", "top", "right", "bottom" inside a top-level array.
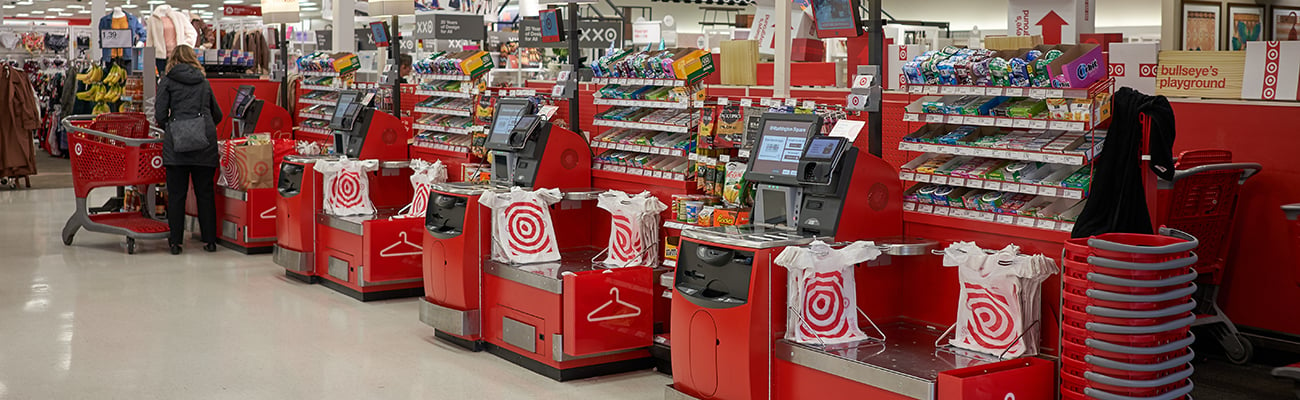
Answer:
[
  {"left": 408, "top": 51, "right": 495, "bottom": 179},
  {"left": 294, "top": 53, "right": 361, "bottom": 144}
]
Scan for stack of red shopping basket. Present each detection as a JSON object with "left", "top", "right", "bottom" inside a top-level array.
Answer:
[{"left": 1061, "top": 227, "right": 1200, "bottom": 400}]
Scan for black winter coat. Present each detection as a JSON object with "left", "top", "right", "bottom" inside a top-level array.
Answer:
[{"left": 156, "top": 64, "right": 223, "bottom": 167}]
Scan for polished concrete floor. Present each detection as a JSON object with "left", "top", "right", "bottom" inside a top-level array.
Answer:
[{"left": 0, "top": 188, "right": 669, "bottom": 399}]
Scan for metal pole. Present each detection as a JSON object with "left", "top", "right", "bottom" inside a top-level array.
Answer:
[
  {"left": 867, "top": 0, "right": 883, "bottom": 157},
  {"left": 567, "top": 3, "right": 581, "bottom": 134},
  {"left": 391, "top": 15, "right": 402, "bottom": 115},
  {"left": 774, "top": 0, "right": 790, "bottom": 98},
  {"left": 281, "top": 23, "right": 290, "bottom": 109}
]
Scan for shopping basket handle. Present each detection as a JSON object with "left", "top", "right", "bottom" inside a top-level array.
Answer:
[
  {"left": 1084, "top": 366, "right": 1194, "bottom": 389},
  {"left": 61, "top": 115, "right": 162, "bottom": 147},
  {"left": 1085, "top": 349, "right": 1195, "bottom": 373},
  {"left": 1086, "top": 333, "right": 1196, "bottom": 355},
  {"left": 1087, "top": 228, "right": 1198, "bottom": 255},
  {"left": 1088, "top": 270, "right": 1198, "bottom": 288},
  {"left": 1167, "top": 162, "right": 1263, "bottom": 185},
  {"left": 1084, "top": 381, "right": 1193, "bottom": 400},
  {"left": 1086, "top": 253, "right": 1199, "bottom": 272},
  {"left": 1087, "top": 285, "right": 1198, "bottom": 303},
  {"left": 1087, "top": 300, "right": 1197, "bottom": 320},
  {"left": 1285, "top": 204, "right": 1300, "bottom": 220},
  {"left": 1085, "top": 314, "right": 1196, "bottom": 335}
]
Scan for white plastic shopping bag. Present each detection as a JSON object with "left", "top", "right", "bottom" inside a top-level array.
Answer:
[
  {"left": 478, "top": 187, "right": 564, "bottom": 264},
  {"left": 314, "top": 158, "right": 380, "bottom": 217},
  {"left": 397, "top": 159, "right": 449, "bottom": 219},
  {"left": 596, "top": 190, "right": 668, "bottom": 267},
  {"left": 942, "top": 242, "right": 1056, "bottom": 358},
  {"left": 775, "top": 240, "right": 883, "bottom": 345}
]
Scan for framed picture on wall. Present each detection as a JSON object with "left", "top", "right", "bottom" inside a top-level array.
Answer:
[
  {"left": 1272, "top": 6, "right": 1300, "bottom": 41},
  {"left": 1183, "top": 1, "right": 1221, "bottom": 51},
  {"left": 1228, "top": 4, "right": 1264, "bottom": 50}
]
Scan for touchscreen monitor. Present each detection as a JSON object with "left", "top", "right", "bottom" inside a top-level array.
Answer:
[
  {"left": 811, "top": 0, "right": 863, "bottom": 38},
  {"left": 488, "top": 99, "right": 532, "bottom": 146},
  {"left": 744, "top": 113, "right": 822, "bottom": 185},
  {"left": 232, "top": 85, "right": 255, "bottom": 119}
]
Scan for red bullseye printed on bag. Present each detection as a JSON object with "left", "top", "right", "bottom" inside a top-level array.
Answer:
[
  {"left": 479, "top": 188, "right": 563, "bottom": 264},
  {"left": 314, "top": 158, "right": 379, "bottom": 216},
  {"left": 776, "top": 240, "right": 884, "bottom": 345},
  {"left": 397, "top": 159, "right": 448, "bottom": 219},
  {"left": 942, "top": 242, "right": 1058, "bottom": 358},
  {"left": 597, "top": 190, "right": 668, "bottom": 267}
]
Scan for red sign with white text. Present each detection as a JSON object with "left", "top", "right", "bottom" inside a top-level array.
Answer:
[{"left": 224, "top": 5, "right": 261, "bottom": 16}]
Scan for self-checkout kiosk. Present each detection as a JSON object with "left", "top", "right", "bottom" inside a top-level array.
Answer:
[
  {"left": 280, "top": 91, "right": 419, "bottom": 300},
  {"left": 230, "top": 85, "right": 293, "bottom": 138},
  {"left": 421, "top": 98, "right": 653, "bottom": 380},
  {"left": 666, "top": 113, "right": 906, "bottom": 400}
]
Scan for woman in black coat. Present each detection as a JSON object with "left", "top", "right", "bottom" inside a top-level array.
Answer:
[{"left": 156, "top": 44, "right": 223, "bottom": 255}]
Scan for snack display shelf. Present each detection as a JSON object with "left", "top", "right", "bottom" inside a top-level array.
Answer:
[
  {"left": 903, "top": 78, "right": 1113, "bottom": 99},
  {"left": 591, "top": 77, "right": 687, "bottom": 87},
  {"left": 413, "top": 107, "right": 472, "bottom": 117},
  {"left": 591, "top": 141, "right": 689, "bottom": 157},
  {"left": 301, "top": 70, "right": 340, "bottom": 77},
  {"left": 902, "top": 106, "right": 1097, "bottom": 132},
  {"left": 594, "top": 97, "right": 690, "bottom": 109},
  {"left": 411, "top": 139, "right": 470, "bottom": 155},
  {"left": 298, "top": 98, "right": 336, "bottom": 106},
  {"left": 297, "top": 126, "right": 332, "bottom": 135},
  {"left": 898, "top": 141, "right": 1100, "bottom": 166},
  {"left": 903, "top": 202, "right": 1077, "bottom": 233},
  {"left": 414, "top": 89, "right": 474, "bottom": 98},
  {"left": 899, "top": 169, "right": 1086, "bottom": 200},
  {"left": 298, "top": 112, "right": 332, "bottom": 120},
  {"left": 592, "top": 166, "right": 692, "bottom": 188},
  {"left": 414, "top": 124, "right": 474, "bottom": 135},
  {"left": 411, "top": 73, "right": 477, "bottom": 81},
  {"left": 593, "top": 119, "right": 694, "bottom": 133},
  {"left": 301, "top": 84, "right": 342, "bottom": 91}
]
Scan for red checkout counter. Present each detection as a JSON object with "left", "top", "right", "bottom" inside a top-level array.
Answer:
[
  {"left": 186, "top": 85, "right": 293, "bottom": 254},
  {"left": 665, "top": 113, "right": 1055, "bottom": 400},
  {"left": 273, "top": 91, "right": 417, "bottom": 301},
  {"left": 420, "top": 98, "right": 656, "bottom": 380}
]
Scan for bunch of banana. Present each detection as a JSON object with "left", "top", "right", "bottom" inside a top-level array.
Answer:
[
  {"left": 76, "top": 84, "right": 104, "bottom": 101},
  {"left": 98, "top": 86, "right": 124, "bottom": 103},
  {"left": 101, "top": 65, "right": 127, "bottom": 86},
  {"left": 92, "top": 102, "right": 111, "bottom": 115},
  {"left": 76, "top": 65, "right": 104, "bottom": 85}
]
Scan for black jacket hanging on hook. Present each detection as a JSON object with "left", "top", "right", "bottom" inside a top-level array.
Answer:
[{"left": 1071, "top": 87, "right": 1177, "bottom": 238}]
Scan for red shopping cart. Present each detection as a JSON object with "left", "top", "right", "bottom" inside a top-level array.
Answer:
[
  {"left": 1272, "top": 203, "right": 1300, "bottom": 398},
  {"left": 60, "top": 113, "right": 169, "bottom": 254},
  {"left": 1156, "top": 149, "right": 1262, "bottom": 364}
]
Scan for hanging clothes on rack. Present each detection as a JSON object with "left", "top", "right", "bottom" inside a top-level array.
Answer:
[
  {"left": 243, "top": 29, "right": 270, "bottom": 73},
  {"left": 147, "top": 5, "right": 198, "bottom": 63},
  {"left": 1, "top": 64, "right": 41, "bottom": 178}
]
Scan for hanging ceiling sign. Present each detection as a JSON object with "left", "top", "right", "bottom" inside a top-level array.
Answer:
[
  {"left": 414, "top": 13, "right": 437, "bottom": 40},
  {"left": 434, "top": 13, "right": 486, "bottom": 41},
  {"left": 519, "top": 18, "right": 622, "bottom": 49},
  {"left": 357, "top": 28, "right": 379, "bottom": 50},
  {"left": 225, "top": 4, "right": 262, "bottom": 16},
  {"left": 315, "top": 31, "right": 333, "bottom": 49}
]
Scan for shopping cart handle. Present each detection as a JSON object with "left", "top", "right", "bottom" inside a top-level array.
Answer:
[
  {"left": 1087, "top": 285, "right": 1199, "bottom": 303},
  {"left": 1085, "top": 349, "right": 1195, "bottom": 373},
  {"left": 61, "top": 115, "right": 162, "bottom": 147},
  {"left": 1086, "top": 253, "right": 1199, "bottom": 272},
  {"left": 1084, "top": 381, "right": 1193, "bottom": 400},
  {"left": 1284, "top": 203, "right": 1300, "bottom": 220},
  {"left": 1086, "top": 300, "right": 1197, "bottom": 319},
  {"left": 1087, "top": 228, "right": 1198, "bottom": 255},
  {"left": 1088, "top": 270, "right": 1198, "bottom": 288},
  {"left": 1084, "top": 366, "right": 1194, "bottom": 389},
  {"left": 1168, "top": 162, "right": 1263, "bottom": 185},
  {"left": 1086, "top": 333, "right": 1196, "bottom": 355},
  {"left": 1085, "top": 314, "right": 1196, "bottom": 335}
]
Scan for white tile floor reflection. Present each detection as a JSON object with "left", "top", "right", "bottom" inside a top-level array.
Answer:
[{"left": 0, "top": 188, "right": 669, "bottom": 399}]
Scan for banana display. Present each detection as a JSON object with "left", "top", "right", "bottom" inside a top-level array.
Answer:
[{"left": 75, "top": 64, "right": 129, "bottom": 115}]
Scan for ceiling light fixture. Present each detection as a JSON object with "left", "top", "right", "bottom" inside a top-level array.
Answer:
[
  {"left": 223, "top": 0, "right": 244, "bottom": 3},
  {"left": 15, "top": 1, "right": 33, "bottom": 5},
  {"left": 30, "top": 10, "right": 43, "bottom": 14},
  {"left": 121, "top": 3, "right": 138, "bottom": 8},
  {"left": 58, "top": 12, "right": 72, "bottom": 16},
  {"left": 1, "top": 5, "right": 14, "bottom": 8},
  {"left": 78, "top": 9, "right": 90, "bottom": 13},
  {"left": 192, "top": 3, "right": 209, "bottom": 7},
  {"left": 48, "top": 8, "right": 63, "bottom": 11},
  {"left": 67, "top": 4, "right": 84, "bottom": 8}
]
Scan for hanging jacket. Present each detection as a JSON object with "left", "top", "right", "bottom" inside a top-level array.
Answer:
[
  {"left": 244, "top": 31, "right": 270, "bottom": 73},
  {"left": 147, "top": 5, "right": 199, "bottom": 60},
  {"left": 98, "top": 13, "right": 148, "bottom": 62},
  {"left": 155, "top": 64, "right": 223, "bottom": 167},
  {"left": 0, "top": 66, "right": 40, "bottom": 177},
  {"left": 1071, "top": 87, "right": 1177, "bottom": 238}
]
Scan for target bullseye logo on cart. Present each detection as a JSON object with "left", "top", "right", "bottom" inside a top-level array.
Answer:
[
  {"left": 962, "top": 283, "right": 1016, "bottom": 349},
  {"left": 74, "top": 143, "right": 83, "bottom": 156},
  {"left": 333, "top": 170, "right": 364, "bottom": 208},
  {"left": 801, "top": 272, "right": 850, "bottom": 339},
  {"left": 505, "top": 202, "right": 552, "bottom": 255},
  {"left": 151, "top": 156, "right": 163, "bottom": 169},
  {"left": 610, "top": 215, "right": 642, "bottom": 263}
]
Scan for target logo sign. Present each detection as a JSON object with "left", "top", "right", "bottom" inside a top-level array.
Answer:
[
  {"left": 74, "top": 143, "right": 83, "bottom": 156},
  {"left": 504, "top": 202, "right": 554, "bottom": 256},
  {"left": 1109, "top": 64, "right": 1125, "bottom": 77},
  {"left": 1139, "top": 63, "right": 1158, "bottom": 78},
  {"left": 609, "top": 215, "right": 643, "bottom": 264},
  {"left": 1262, "top": 41, "right": 1281, "bottom": 100},
  {"left": 961, "top": 283, "right": 1019, "bottom": 351},
  {"left": 799, "top": 271, "right": 852, "bottom": 339},
  {"left": 331, "top": 170, "right": 364, "bottom": 208},
  {"left": 151, "top": 156, "right": 163, "bottom": 169}
]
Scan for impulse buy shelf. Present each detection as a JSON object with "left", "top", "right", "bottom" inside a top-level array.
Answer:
[
  {"left": 593, "top": 98, "right": 690, "bottom": 109},
  {"left": 593, "top": 119, "right": 694, "bottom": 133},
  {"left": 411, "top": 138, "right": 469, "bottom": 155},
  {"left": 904, "top": 82, "right": 1103, "bottom": 99},
  {"left": 413, "top": 124, "right": 474, "bottom": 135},
  {"left": 898, "top": 140, "right": 1100, "bottom": 166}
]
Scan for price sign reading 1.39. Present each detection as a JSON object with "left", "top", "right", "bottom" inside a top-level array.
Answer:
[{"left": 100, "top": 29, "right": 132, "bottom": 49}]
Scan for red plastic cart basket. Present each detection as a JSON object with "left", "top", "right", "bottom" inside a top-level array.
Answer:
[{"left": 60, "top": 114, "right": 169, "bottom": 254}]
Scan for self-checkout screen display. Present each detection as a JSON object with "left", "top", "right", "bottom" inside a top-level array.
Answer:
[
  {"left": 804, "top": 137, "right": 840, "bottom": 160},
  {"left": 330, "top": 92, "right": 360, "bottom": 130},
  {"left": 232, "top": 86, "right": 255, "bottom": 119},
  {"left": 749, "top": 120, "right": 815, "bottom": 179},
  {"left": 811, "top": 0, "right": 863, "bottom": 38},
  {"left": 490, "top": 101, "right": 529, "bottom": 145}
]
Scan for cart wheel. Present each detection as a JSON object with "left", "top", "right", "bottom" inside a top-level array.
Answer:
[
  {"left": 62, "top": 233, "right": 74, "bottom": 246},
  {"left": 1226, "top": 333, "right": 1254, "bottom": 365},
  {"left": 126, "top": 238, "right": 136, "bottom": 254}
]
